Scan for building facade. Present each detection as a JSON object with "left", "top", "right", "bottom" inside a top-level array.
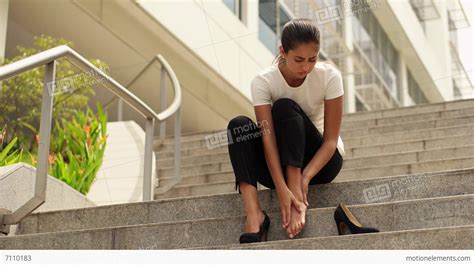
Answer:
[
  {"left": 132, "top": 0, "right": 473, "bottom": 113},
  {"left": 223, "top": 0, "right": 473, "bottom": 112},
  {"left": 1, "top": 0, "right": 472, "bottom": 133}
]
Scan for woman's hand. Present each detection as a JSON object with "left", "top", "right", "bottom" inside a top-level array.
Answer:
[{"left": 276, "top": 185, "right": 302, "bottom": 229}]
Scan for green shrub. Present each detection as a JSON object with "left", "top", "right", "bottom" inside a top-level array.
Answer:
[
  {"left": 0, "top": 35, "right": 109, "bottom": 195},
  {"left": 0, "top": 126, "right": 34, "bottom": 167},
  {"left": 0, "top": 35, "right": 108, "bottom": 151},
  {"left": 0, "top": 126, "right": 21, "bottom": 166},
  {"left": 1, "top": 103, "right": 107, "bottom": 195},
  {"left": 50, "top": 103, "right": 107, "bottom": 194}
]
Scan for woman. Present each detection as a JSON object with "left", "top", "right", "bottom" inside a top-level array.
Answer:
[{"left": 227, "top": 18, "right": 345, "bottom": 243}]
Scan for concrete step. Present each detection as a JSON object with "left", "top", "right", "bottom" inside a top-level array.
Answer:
[
  {"left": 341, "top": 106, "right": 474, "bottom": 130},
  {"left": 156, "top": 155, "right": 474, "bottom": 199},
  {"left": 155, "top": 143, "right": 228, "bottom": 159},
  {"left": 155, "top": 134, "right": 474, "bottom": 180},
  {"left": 337, "top": 156, "right": 474, "bottom": 182},
  {"left": 156, "top": 99, "right": 474, "bottom": 147},
  {"left": 154, "top": 123, "right": 474, "bottom": 165},
  {"left": 201, "top": 225, "right": 474, "bottom": 249},
  {"left": 157, "top": 152, "right": 230, "bottom": 168},
  {"left": 341, "top": 98, "right": 474, "bottom": 121},
  {"left": 346, "top": 133, "right": 474, "bottom": 158},
  {"left": 3, "top": 194, "right": 473, "bottom": 249},
  {"left": 344, "top": 145, "right": 474, "bottom": 168},
  {"left": 156, "top": 145, "right": 474, "bottom": 188},
  {"left": 157, "top": 144, "right": 474, "bottom": 172},
  {"left": 155, "top": 100, "right": 474, "bottom": 148},
  {"left": 156, "top": 114, "right": 474, "bottom": 153},
  {"left": 341, "top": 114, "right": 474, "bottom": 139},
  {"left": 15, "top": 168, "right": 474, "bottom": 235},
  {"left": 344, "top": 123, "right": 474, "bottom": 148},
  {"left": 155, "top": 125, "right": 474, "bottom": 160},
  {"left": 155, "top": 165, "right": 472, "bottom": 199},
  {"left": 155, "top": 178, "right": 235, "bottom": 199},
  {"left": 157, "top": 145, "right": 474, "bottom": 184}
]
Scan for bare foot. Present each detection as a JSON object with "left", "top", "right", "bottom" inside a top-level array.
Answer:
[
  {"left": 244, "top": 210, "right": 266, "bottom": 233},
  {"left": 287, "top": 202, "right": 307, "bottom": 238}
]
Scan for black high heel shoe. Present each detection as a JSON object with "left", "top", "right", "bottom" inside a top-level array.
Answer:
[
  {"left": 334, "top": 203, "right": 379, "bottom": 235},
  {"left": 239, "top": 211, "right": 270, "bottom": 244}
]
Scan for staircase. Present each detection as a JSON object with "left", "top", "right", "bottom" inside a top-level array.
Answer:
[{"left": 1, "top": 99, "right": 474, "bottom": 249}]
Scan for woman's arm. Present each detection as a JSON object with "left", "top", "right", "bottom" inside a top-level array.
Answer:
[
  {"left": 302, "top": 95, "right": 343, "bottom": 181},
  {"left": 254, "top": 104, "right": 302, "bottom": 228}
]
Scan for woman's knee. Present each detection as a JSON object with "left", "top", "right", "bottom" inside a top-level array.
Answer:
[
  {"left": 272, "top": 98, "right": 300, "bottom": 119},
  {"left": 227, "top": 115, "right": 253, "bottom": 130},
  {"left": 310, "top": 154, "right": 343, "bottom": 185}
]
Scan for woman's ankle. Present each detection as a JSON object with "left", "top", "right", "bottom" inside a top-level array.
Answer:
[
  {"left": 244, "top": 209, "right": 265, "bottom": 232},
  {"left": 246, "top": 208, "right": 264, "bottom": 219}
]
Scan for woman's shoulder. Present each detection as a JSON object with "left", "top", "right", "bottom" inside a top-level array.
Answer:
[
  {"left": 315, "top": 61, "right": 341, "bottom": 75},
  {"left": 252, "top": 64, "right": 278, "bottom": 83}
]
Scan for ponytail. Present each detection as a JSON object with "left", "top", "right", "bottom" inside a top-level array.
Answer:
[{"left": 271, "top": 18, "right": 320, "bottom": 66}]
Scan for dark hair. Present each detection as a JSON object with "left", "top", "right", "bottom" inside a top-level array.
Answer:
[{"left": 272, "top": 18, "right": 321, "bottom": 65}]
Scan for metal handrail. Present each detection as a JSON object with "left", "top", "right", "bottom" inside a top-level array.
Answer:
[
  {"left": 0, "top": 45, "right": 181, "bottom": 232},
  {"left": 97, "top": 55, "right": 184, "bottom": 194}
]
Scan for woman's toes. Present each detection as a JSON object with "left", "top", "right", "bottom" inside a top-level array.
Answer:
[
  {"left": 291, "top": 226, "right": 298, "bottom": 237},
  {"left": 288, "top": 228, "right": 294, "bottom": 238}
]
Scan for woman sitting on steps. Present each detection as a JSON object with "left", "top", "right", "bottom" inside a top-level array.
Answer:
[{"left": 227, "top": 18, "right": 345, "bottom": 243}]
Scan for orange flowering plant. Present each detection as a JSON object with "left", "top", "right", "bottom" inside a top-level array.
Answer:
[
  {"left": 49, "top": 103, "right": 107, "bottom": 194},
  {"left": 0, "top": 35, "right": 109, "bottom": 194},
  {"left": 0, "top": 35, "right": 108, "bottom": 152},
  {"left": 1, "top": 103, "right": 107, "bottom": 195}
]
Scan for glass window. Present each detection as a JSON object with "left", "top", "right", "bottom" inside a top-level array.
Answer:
[
  {"left": 408, "top": 70, "right": 428, "bottom": 104},
  {"left": 280, "top": 6, "right": 291, "bottom": 32},
  {"left": 223, "top": 0, "right": 241, "bottom": 20},
  {"left": 258, "top": 17, "right": 277, "bottom": 54},
  {"left": 353, "top": 10, "right": 400, "bottom": 101},
  {"left": 258, "top": 0, "right": 291, "bottom": 53},
  {"left": 453, "top": 79, "right": 462, "bottom": 99},
  {"left": 223, "top": 0, "right": 236, "bottom": 13},
  {"left": 352, "top": 17, "right": 360, "bottom": 43},
  {"left": 356, "top": 96, "right": 367, "bottom": 112}
]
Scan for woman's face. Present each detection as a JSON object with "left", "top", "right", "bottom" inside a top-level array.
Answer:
[{"left": 280, "top": 42, "right": 319, "bottom": 79}]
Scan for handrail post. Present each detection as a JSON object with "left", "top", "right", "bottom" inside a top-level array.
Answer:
[
  {"left": 174, "top": 108, "right": 181, "bottom": 184},
  {"left": 159, "top": 67, "right": 167, "bottom": 140},
  {"left": 0, "top": 209, "right": 11, "bottom": 235},
  {"left": 117, "top": 99, "right": 123, "bottom": 121},
  {"left": 35, "top": 61, "right": 56, "bottom": 202},
  {"left": 3, "top": 61, "right": 56, "bottom": 226},
  {"left": 143, "top": 117, "right": 155, "bottom": 201}
]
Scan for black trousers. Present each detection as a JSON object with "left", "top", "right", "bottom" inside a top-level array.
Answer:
[{"left": 227, "top": 98, "right": 343, "bottom": 194}]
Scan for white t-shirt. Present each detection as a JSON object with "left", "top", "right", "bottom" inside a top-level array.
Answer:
[{"left": 250, "top": 61, "right": 345, "bottom": 157}]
